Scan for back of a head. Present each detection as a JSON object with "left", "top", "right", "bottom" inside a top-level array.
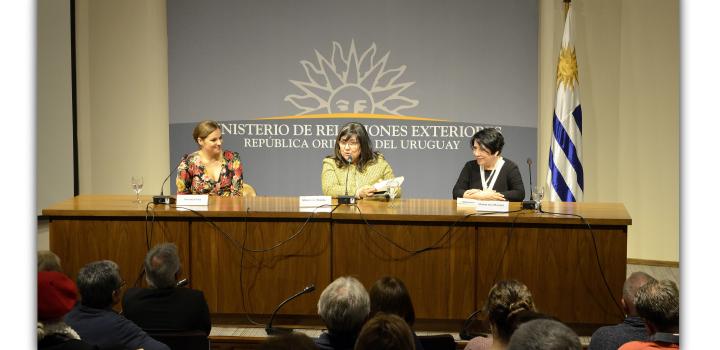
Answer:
[
  {"left": 369, "top": 276, "right": 416, "bottom": 326},
  {"left": 318, "top": 276, "right": 370, "bottom": 336},
  {"left": 485, "top": 280, "right": 536, "bottom": 342},
  {"left": 354, "top": 313, "right": 415, "bottom": 350},
  {"left": 260, "top": 333, "right": 317, "bottom": 350},
  {"left": 76, "top": 260, "right": 123, "bottom": 309},
  {"left": 635, "top": 279, "right": 679, "bottom": 333},
  {"left": 38, "top": 250, "right": 62, "bottom": 272},
  {"left": 507, "top": 319, "right": 581, "bottom": 350},
  {"left": 145, "top": 242, "right": 181, "bottom": 289},
  {"left": 622, "top": 272, "right": 656, "bottom": 314}
]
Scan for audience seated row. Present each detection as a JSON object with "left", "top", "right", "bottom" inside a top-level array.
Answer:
[{"left": 37, "top": 245, "right": 679, "bottom": 350}]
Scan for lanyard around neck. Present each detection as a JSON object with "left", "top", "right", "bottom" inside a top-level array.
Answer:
[{"left": 480, "top": 158, "right": 505, "bottom": 191}]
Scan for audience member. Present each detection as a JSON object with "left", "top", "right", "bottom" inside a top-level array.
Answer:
[
  {"left": 464, "top": 280, "right": 536, "bottom": 350},
  {"left": 507, "top": 319, "right": 581, "bottom": 350},
  {"left": 260, "top": 333, "right": 318, "bottom": 350},
  {"left": 122, "top": 243, "right": 211, "bottom": 334},
  {"left": 589, "top": 272, "right": 656, "bottom": 350},
  {"left": 355, "top": 313, "right": 415, "bottom": 350},
  {"left": 38, "top": 250, "right": 62, "bottom": 272},
  {"left": 316, "top": 276, "right": 371, "bottom": 350},
  {"left": 37, "top": 271, "right": 97, "bottom": 350},
  {"left": 619, "top": 280, "right": 679, "bottom": 350},
  {"left": 369, "top": 276, "right": 423, "bottom": 350},
  {"left": 65, "top": 260, "right": 169, "bottom": 350}
]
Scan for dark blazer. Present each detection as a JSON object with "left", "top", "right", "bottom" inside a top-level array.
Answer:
[
  {"left": 452, "top": 158, "right": 526, "bottom": 201},
  {"left": 122, "top": 287, "right": 212, "bottom": 335}
]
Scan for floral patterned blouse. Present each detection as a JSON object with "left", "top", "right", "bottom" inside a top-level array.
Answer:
[{"left": 176, "top": 150, "right": 243, "bottom": 196}]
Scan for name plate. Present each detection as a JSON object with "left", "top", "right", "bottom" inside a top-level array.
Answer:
[
  {"left": 456, "top": 198, "right": 479, "bottom": 207},
  {"left": 299, "top": 195, "right": 332, "bottom": 208},
  {"left": 176, "top": 194, "right": 209, "bottom": 206},
  {"left": 476, "top": 200, "right": 509, "bottom": 212}
]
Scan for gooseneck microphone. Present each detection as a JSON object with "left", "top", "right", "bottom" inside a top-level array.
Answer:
[
  {"left": 265, "top": 284, "right": 316, "bottom": 335},
  {"left": 459, "top": 308, "right": 486, "bottom": 340},
  {"left": 338, "top": 155, "right": 356, "bottom": 204},
  {"left": 176, "top": 278, "right": 189, "bottom": 288},
  {"left": 522, "top": 158, "right": 537, "bottom": 210},
  {"left": 153, "top": 154, "right": 187, "bottom": 205}
]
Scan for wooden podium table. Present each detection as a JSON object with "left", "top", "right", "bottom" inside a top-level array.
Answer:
[{"left": 44, "top": 195, "right": 630, "bottom": 333}]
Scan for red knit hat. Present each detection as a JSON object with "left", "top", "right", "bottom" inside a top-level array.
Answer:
[{"left": 38, "top": 271, "right": 78, "bottom": 321}]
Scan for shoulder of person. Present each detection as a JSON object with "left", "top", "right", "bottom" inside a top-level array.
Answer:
[
  {"left": 322, "top": 156, "right": 338, "bottom": 166},
  {"left": 502, "top": 157, "right": 519, "bottom": 169}
]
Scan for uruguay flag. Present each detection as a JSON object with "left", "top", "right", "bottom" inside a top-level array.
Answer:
[{"left": 547, "top": 4, "right": 583, "bottom": 202}]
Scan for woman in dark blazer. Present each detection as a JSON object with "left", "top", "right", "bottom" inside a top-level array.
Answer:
[{"left": 452, "top": 128, "right": 525, "bottom": 201}]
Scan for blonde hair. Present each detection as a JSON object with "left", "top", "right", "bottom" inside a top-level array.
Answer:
[{"left": 193, "top": 120, "right": 221, "bottom": 145}]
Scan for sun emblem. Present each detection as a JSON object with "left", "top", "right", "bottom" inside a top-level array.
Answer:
[
  {"left": 285, "top": 40, "right": 419, "bottom": 115},
  {"left": 556, "top": 47, "right": 579, "bottom": 88}
]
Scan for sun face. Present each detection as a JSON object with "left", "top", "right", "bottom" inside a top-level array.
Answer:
[
  {"left": 285, "top": 40, "right": 419, "bottom": 115},
  {"left": 556, "top": 47, "right": 579, "bottom": 88}
]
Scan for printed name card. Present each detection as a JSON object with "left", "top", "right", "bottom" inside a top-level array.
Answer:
[
  {"left": 456, "top": 198, "right": 480, "bottom": 207},
  {"left": 476, "top": 200, "right": 509, "bottom": 212},
  {"left": 299, "top": 195, "right": 332, "bottom": 208},
  {"left": 176, "top": 194, "right": 209, "bottom": 206}
]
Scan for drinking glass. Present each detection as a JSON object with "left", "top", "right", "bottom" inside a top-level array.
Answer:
[
  {"left": 386, "top": 179, "right": 400, "bottom": 208},
  {"left": 531, "top": 185, "right": 544, "bottom": 210},
  {"left": 131, "top": 176, "right": 144, "bottom": 203}
]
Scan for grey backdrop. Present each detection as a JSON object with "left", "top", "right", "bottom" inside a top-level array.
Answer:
[{"left": 167, "top": 0, "right": 538, "bottom": 199}]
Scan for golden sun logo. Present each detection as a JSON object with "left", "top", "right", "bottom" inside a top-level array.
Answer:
[
  {"left": 285, "top": 40, "right": 419, "bottom": 115},
  {"left": 556, "top": 47, "right": 578, "bottom": 87}
]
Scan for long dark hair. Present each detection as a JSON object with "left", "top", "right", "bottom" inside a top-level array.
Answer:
[
  {"left": 330, "top": 122, "right": 379, "bottom": 172},
  {"left": 369, "top": 276, "right": 416, "bottom": 327}
]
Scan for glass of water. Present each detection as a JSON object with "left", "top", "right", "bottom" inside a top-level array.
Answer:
[
  {"left": 386, "top": 180, "right": 400, "bottom": 207},
  {"left": 131, "top": 176, "right": 144, "bottom": 203},
  {"left": 531, "top": 185, "right": 544, "bottom": 207}
]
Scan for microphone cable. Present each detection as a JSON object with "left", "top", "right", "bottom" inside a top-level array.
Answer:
[{"left": 538, "top": 207, "right": 625, "bottom": 318}]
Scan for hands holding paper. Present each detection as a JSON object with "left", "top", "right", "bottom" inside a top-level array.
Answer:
[{"left": 463, "top": 189, "right": 506, "bottom": 201}]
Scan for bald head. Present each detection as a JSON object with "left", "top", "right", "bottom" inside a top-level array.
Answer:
[{"left": 622, "top": 272, "right": 656, "bottom": 316}]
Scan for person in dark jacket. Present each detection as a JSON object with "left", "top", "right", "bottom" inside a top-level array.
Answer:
[
  {"left": 65, "top": 260, "right": 169, "bottom": 350},
  {"left": 122, "top": 242, "right": 211, "bottom": 334},
  {"left": 452, "top": 128, "right": 525, "bottom": 201},
  {"left": 315, "top": 276, "right": 370, "bottom": 350}
]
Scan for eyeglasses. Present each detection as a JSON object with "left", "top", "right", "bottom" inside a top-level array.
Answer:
[{"left": 338, "top": 140, "right": 360, "bottom": 149}]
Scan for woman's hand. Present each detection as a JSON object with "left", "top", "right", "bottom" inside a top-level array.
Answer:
[
  {"left": 464, "top": 189, "right": 505, "bottom": 201},
  {"left": 356, "top": 185, "right": 377, "bottom": 199}
]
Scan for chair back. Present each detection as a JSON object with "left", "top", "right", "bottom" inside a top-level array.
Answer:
[
  {"left": 242, "top": 183, "right": 257, "bottom": 197},
  {"left": 418, "top": 334, "right": 456, "bottom": 350},
  {"left": 147, "top": 330, "right": 209, "bottom": 350}
]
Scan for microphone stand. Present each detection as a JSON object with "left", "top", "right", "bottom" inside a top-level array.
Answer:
[
  {"left": 153, "top": 154, "right": 187, "bottom": 205},
  {"left": 521, "top": 158, "right": 537, "bottom": 210},
  {"left": 338, "top": 155, "right": 355, "bottom": 204},
  {"left": 265, "top": 284, "right": 316, "bottom": 335}
]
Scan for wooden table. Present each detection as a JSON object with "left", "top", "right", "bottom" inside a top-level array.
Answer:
[{"left": 44, "top": 195, "right": 630, "bottom": 334}]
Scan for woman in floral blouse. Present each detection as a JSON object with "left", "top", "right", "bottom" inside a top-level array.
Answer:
[{"left": 176, "top": 120, "right": 244, "bottom": 196}]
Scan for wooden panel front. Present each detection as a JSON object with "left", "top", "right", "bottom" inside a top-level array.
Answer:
[
  {"left": 332, "top": 221, "right": 476, "bottom": 320},
  {"left": 49, "top": 219, "right": 190, "bottom": 289},
  {"left": 191, "top": 219, "right": 331, "bottom": 315},
  {"left": 476, "top": 224, "right": 626, "bottom": 326}
]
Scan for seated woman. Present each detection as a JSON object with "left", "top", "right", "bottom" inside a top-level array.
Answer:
[
  {"left": 321, "top": 122, "right": 398, "bottom": 199},
  {"left": 369, "top": 276, "right": 424, "bottom": 350},
  {"left": 452, "top": 128, "right": 525, "bottom": 201},
  {"left": 176, "top": 120, "right": 244, "bottom": 196},
  {"left": 464, "top": 280, "right": 537, "bottom": 350}
]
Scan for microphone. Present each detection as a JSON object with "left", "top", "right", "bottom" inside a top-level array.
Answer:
[
  {"left": 338, "top": 155, "right": 356, "bottom": 205},
  {"left": 176, "top": 278, "right": 189, "bottom": 287},
  {"left": 265, "top": 284, "right": 316, "bottom": 335},
  {"left": 153, "top": 154, "right": 187, "bottom": 205},
  {"left": 459, "top": 308, "right": 486, "bottom": 340},
  {"left": 522, "top": 158, "right": 537, "bottom": 210}
]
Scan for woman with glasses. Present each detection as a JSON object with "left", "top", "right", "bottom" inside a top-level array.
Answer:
[
  {"left": 321, "top": 122, "right": 399, "bottom": 199},
  {"left": 452, "top": 128, "right": 525, "bottom": 201}
]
